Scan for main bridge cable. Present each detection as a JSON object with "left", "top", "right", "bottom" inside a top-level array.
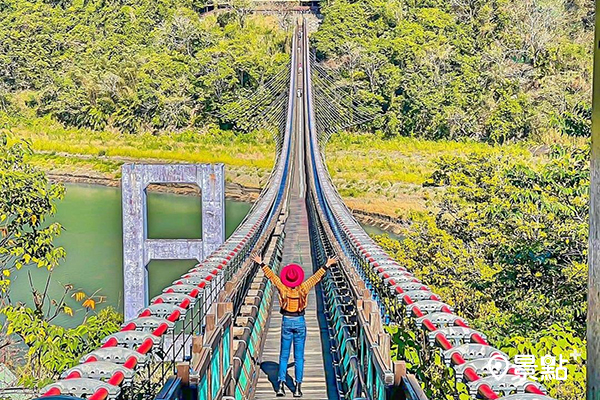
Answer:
[
  {"left": 230, "top": 22, "right": 304, "bottom": 397},
  {"left": 302, "top": 22, "right": 553, "bottom": 400},
  {"left": 282, "top": 23, "right": 354, "bottom": 400},
  {"left": 311, "top": 36, "right": 512, "bottom": 398},
  {"left": 306, "top": 184, "right": 364, "bottom": 398}
]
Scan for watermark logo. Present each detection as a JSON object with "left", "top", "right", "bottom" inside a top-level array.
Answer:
[
  {"left": 487, "top": 350, "right": 581, "bottom": 382},
  {"left": 483, "top": 356, "right": 511, "bottom": 380}
]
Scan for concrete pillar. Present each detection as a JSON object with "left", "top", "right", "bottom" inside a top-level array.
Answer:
[{"left": 122, "top": 164, "right": 225, "bottom": 320}]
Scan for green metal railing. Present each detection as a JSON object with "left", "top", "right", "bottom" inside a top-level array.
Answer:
[{"left": 193, "top": 305, "right": 233, "bottom": 400}]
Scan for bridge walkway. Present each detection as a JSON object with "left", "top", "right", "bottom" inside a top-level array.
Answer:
[
  {"left": 253, "top": 31, "right": 334, "bottom": 398},
  {"left": 253, "top": 198, "right": 331, "bottom": 399}
]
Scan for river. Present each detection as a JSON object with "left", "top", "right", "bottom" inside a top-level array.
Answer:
[{"left": 10, "top": 183, "right": 397, "bottom": 327}]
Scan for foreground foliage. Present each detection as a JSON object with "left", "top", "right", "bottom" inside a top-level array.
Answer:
[
  {"left": 0, "top": 127, "right": 117, "bottom": 389},
  {"left": 376, "top": 145, "right": 588, "bottom": 399},
  {"left": 4, "top": 306, "right": 122, "bottom": 389},
  {"left": 386, "top": 322, "right": 585, "bottom": 400},
  {"left": 0, "top": 130, "right": 65, "bottom": 301}
]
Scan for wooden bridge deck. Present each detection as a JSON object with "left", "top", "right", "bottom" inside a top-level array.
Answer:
[
  {"left": 252, "top": 48, "right": 336, "bottom": 397},
  {"left": 253, "top": 199, "right": 331, "bottom": 399},
  {"left": 255, "top": 199, "right": 335, "bottom": 400}
]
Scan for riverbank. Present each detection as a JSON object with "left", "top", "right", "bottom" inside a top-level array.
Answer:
[
  {"left": 14, "top": 116, "right": 540, "bottom": 235},
  {"left": 46, "top": 172, "right": 262, "bottom": 203},
  {"left": 47, "top": 171, "right": 408, "bottom": 235}
]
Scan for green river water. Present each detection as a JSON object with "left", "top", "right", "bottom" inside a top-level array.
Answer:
[{"left": 10, "top": 183, "right": 394, "bottom": 327}]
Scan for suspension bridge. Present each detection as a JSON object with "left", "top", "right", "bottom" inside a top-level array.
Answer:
[{"left": 37, "top": 20, "right": 557, "bottom": 400}]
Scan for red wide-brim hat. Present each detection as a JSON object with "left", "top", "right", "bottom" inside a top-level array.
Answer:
[{"left": 280, "top": 264, "right": 304, "bottom": 288}]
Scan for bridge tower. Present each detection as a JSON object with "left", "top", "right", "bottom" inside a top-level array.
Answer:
[{"left": 121, "top": 163, "right": 225, "bottom": 320}]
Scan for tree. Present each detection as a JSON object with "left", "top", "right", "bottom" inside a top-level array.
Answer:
[
  {"left": 424, "top": 146, "right": 588, "bottom": 336},
  {"left": 509, "top": 0, "right": 564, "bottom": 66},
  {"left": 158, "top": 8, "right": 206, "bottom": 56},
  {"left": 0, "top": 126, "right": 119, "bottom": 390},
  {"left": 359, "top": 49, "right": 386, "bottom": 92},
  {"left": 4, "top": 306, "right": 122, "bottom": 390},
  {"left": 0, "top": 130, "right": 65, "bottom": 306}
]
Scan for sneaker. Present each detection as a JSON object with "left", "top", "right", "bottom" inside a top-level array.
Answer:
[
  {"left": 276, "top": 381, "right": 286, "bottom": 397},
  {"left": 293, "top": 382, "right": 303, "bottom": 398}
]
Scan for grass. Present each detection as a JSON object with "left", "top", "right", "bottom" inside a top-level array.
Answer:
[
  {"left": 29, "top": 153, "right": 123, "bottom": 176},
  {"left": 17, "top": 116, "right": 275, "bottom": 168},
  {"left": 324, "top": 131, "right": 537, "bottom": 217},
  {"left": 13, "top": 114, "right": 276, "bottom": 189},
  {"left": 9, "top": 114, "right": 541, "bottom": 219}
]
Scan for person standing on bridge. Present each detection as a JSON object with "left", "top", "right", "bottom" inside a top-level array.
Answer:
[{"left": 251, "top": 252, "right": 337, "bottom": 397}]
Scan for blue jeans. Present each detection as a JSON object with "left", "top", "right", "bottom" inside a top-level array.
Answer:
[{"left": 278, "top": 315, "right": 307, "bottom": 383}]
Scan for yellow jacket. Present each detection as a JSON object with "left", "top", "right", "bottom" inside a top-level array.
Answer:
[{"left": 262, "top": 265, "right": 326, "bottom": 314}]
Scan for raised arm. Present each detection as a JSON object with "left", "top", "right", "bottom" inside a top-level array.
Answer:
[
  {"left": 301, "top": 257, "right": 337, "bottom": 291},
  {"left": 251, "top": 252, "right": 287, "bottom": 293}
]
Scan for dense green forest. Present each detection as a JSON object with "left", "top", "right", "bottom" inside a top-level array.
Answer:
[
  {"left": 313, "top": 0, "right": 593, "bottom": 143},
  {"left": 0, "top": 0, "right": 289, "bottom": 133},
  {"left": 3, "top": 0, "right": 592, "bottom": 143},
  {"left": 375, "top": 145, "right": 587, "bottom": 399}
]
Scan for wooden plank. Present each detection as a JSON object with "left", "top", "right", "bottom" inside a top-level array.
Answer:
[{"left": 176, "top": 362, "right": 189, "bottom": 386}]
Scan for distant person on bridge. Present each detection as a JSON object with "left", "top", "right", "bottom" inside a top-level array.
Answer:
[{"left": 251, "top": 252, "right": 337, "bottom": 397}]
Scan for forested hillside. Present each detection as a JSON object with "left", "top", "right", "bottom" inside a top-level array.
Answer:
[
  {"left": 1, "top": 0, "right": 593, "bottom": 143},
  {"left": 313, "top": 0, "right": 593, "bottom": 143},
  {"left": 0, "top": 0, "right": 289, "bottom": 133}
]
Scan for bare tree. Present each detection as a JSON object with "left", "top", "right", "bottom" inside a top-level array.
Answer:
[
  {"left": 340, "top": 43, "right": 362, "bottom": 94},
  {"left": 158, "top": 10, "right": 208, "bottom": 56},
  {"left": 511, "top": 0, "right": 564, "bottom": 66},
  {"left": 274, "top": 2, "right": 293, "bottom": 32},
  {"left": 230, "top": 0, "right": 254, "bottom": 28},
  {"left": 450, "top": 0, "right": 484, "bottom": 23},
  {"left": 359, "top": 51, "right": 387, "bottom": 92}
]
